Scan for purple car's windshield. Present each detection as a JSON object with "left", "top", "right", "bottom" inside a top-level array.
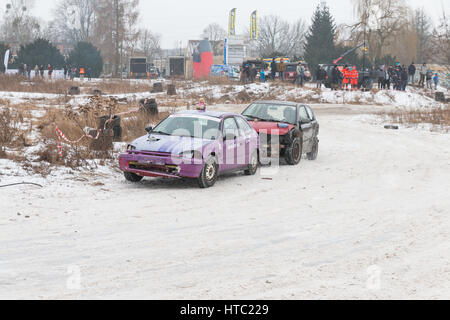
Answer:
[
  {"left": 243, "top": 103, "right": 297, "bottom": 125},
  {"left": 152, "top": 116, "right": 221, "bottom": 140}
]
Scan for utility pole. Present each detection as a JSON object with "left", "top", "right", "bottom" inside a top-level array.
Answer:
[
  {"left": 362, "top": 6, "right": 367, "bottom": 73},
  {"left": 114, "top": 0, "right": 120, "bottom": 78}
]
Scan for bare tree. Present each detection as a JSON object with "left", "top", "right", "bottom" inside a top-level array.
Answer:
[
  {"left": 201, "top": 23, "right": 226, "bottom": 55},
  {"left": 413, "top": 8, "right": 432, "bottom": 64},
  {"left": 137, "top": 29, "right": 162, "bottom": 62},
  {"left": 432, "top": 6, "right": 450, "bottom": 64},
  {"left": 1, "top": 0, "right": 42, "bottom": 43},
  {"left": 350, "top": 0, "right": 409, "bottom": 62},
  {"left": 92, "top": 0, "right": 139, "bottom": 76},
  {"left": 51, "top": 0, "right": 98, "bottom": 43},
  {"left": 255, "top": 15, "right": 307, "bottom": 58}
]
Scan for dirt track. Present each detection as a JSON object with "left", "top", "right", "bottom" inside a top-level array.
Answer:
[{"left": 1, "top": 104, "right": 450, "bottom": 299}]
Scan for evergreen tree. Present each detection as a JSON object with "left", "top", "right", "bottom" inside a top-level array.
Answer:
[
  {"left": 16, "top": 39, "right": 65, "bottom": 69},
  {"left": 67, "top": 42, "right": 103, "bottom": 78},
  {"left": 304, "top": 3, "right": 337, "bottom": 79}
]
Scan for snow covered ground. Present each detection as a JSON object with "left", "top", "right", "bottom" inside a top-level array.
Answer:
[{"left": 1, "top": 103, "right": 449, "bottom": 300}]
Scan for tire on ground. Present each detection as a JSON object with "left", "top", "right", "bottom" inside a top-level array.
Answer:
[{"left": 124, "top": 172, "right": 143, "bottom": 182}]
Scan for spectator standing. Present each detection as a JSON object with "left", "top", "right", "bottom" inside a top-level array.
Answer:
[
  {"left": 377, "top": 66, "right": 385, "bottom": 90},
  {"left": 369, "top": 66, "right": 377, "bottom": 89},
  {"left": 48, "top": 64, "right": 53, "bottom": 79},
  {"left": 401, "top": 66, "right": 408, "bottom": 91},
  {"left": 392, "top": 67, "right": 399, "bottom": 90},
  {"left": 260, "top": 69, "right": 266, "bottom": 83},
  {"left": 418, "top": 63, "right": 427, "bottom": 87},
  {"left": 250, "top": 64, "right": 257, "bottom": 83},
  {"left": 63, "top": 65, "right": 68, "bottom": 80},
  {"left": 87, "top": 67, "right": 92, "bottom": 81},
  {"left": 71, "top": 67, "right": 77, "bottom": 80},
  {"left": 350, "top": 66, "right": 359, "bottom": 91},
  {"left": 316, "top": 65, "right": 325, "bottom": 89},
  {"left": 34, "top": 65, "right": 39, "bottom": 78},
  {"left": 297, "top": 63, "right": 305, "bottom": 87},
  {"left": 385, "top": 66, "right": 392, "bottom": 90},
  {"left": 341, "top": 65, "right": 350, "bottom": 90},
  {"left": 433, "top": 73, "right": 439, "bottom": 90},
  {"left": 79, "top": 66, "right": 85, "bottom": 80},
  {"left": 39, "top": 65, "right": 45, "bottom": 78},
  {"left": 278, "top": 60, "right": 286, "bottom": 81},
  {"left": 331, "top": 65, "right": 341, "bottom": 91},
  {"left": 270, "top": 59, "right": 277, "bottom": 81},
  {"left": 408, "top": 62, "right": 416, "bottom": 84}
]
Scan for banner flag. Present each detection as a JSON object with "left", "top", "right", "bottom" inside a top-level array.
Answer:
[
  {"left": 4, "top": 49, "right": 10, "bottom": 71},
  {"left": 250, "top": 10, "right": 258, "bottom": 39},
  {"left": 229, "top": 8, "right": 237, "bottom": 36}
]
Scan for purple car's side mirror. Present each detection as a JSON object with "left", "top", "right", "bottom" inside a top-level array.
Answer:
[{"left": 145, "top": 126, "right": 153, "bottom": 133}]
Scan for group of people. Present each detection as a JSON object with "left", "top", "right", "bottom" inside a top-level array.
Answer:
[
  {"left": 241, "top": 63, "right": 259, "bottom": 84},
  {"left": 416, "top": 63, "right": 440, "bottom": 90},
  {"left": 315, "top": 61, "right": 440, "bottom": 92},
  {"left": 241, "top": 59, "right": 310, "bottom": 87},
  {"left": 318, "top": 65, "right": 360, "bottom": 91},
  {"left": 368, "top": 62, "right": 439, "bottom": 91},
  {"left": 63, "top": 65, "right": 92, "bottom": 81},
  {"left": 18, "top": 64, "right": 54, "bottom": 79},
  {"left": 15, "top": 63, "right": 92, "bottom": 81}
]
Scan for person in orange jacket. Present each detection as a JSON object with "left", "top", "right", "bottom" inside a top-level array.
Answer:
[
  {"left": 350, "top": 66, "right": 359, "bottom": 91},
  {"left": 79, "top": 66, "right": 85, "bottom": 80},
  {"left": 342, "top": 65, "right": 350, "bottom": 90}
]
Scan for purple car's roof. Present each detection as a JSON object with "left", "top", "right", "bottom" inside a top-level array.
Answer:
[{"left": 174, "top": 110, "right": 237, "bottom": 119}]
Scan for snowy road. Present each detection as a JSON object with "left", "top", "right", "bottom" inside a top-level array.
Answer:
[{"left": 1, "top": 104, "right": 450, "bottom": 299}]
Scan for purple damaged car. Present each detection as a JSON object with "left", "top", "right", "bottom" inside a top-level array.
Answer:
[{"left": 118, "top": 111, "right": 259, "bottom": 188}]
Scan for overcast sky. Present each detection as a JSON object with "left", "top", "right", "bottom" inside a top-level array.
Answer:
[{"left": 1, "top": 0, "right": 448, "bottom": 47}]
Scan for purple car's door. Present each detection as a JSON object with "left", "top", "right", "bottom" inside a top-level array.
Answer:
[
  {"left": 221, "top": 117, "right": 240, "bottom": 171},
  {"left": 234, "top": 116, "right": 253, "bottom": 167}
]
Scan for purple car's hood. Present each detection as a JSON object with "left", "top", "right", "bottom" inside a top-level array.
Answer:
[{"left": 131, "top": 134, "right": 216, "bottom": 155}]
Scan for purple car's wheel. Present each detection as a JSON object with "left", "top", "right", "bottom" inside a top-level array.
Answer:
[
  {"left": 124, "top": 172, "right": 143, "bottom": 183},
  {"left": 244, "top": 151, "right": 258, "bottom": 176},
  {"left": 198, "top": 156, "right": 218, "bottom": 188}
]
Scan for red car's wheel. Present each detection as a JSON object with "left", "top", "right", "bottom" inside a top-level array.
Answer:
[{"left": 285, "top": 138, "right": 302, "bottom": 165}]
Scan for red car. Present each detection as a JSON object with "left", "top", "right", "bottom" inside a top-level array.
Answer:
[{"left": 242, "top": 101, "right": 319, "bottom": 165}]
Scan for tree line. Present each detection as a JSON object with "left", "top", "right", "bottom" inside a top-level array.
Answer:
[
  {"left": 1, "top": 0, "right": 448, "bottom": 78},
  {"left": 0, "top": 0, "right": 161, "bottom": 77}
]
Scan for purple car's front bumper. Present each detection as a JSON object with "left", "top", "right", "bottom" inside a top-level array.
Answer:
[{"left": 119, "top": 151, "right": 204, "bottom": 179}]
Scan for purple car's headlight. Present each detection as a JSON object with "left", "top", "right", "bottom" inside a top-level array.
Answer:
[
  {"left": 127, "top": 144, "right": 136, "bottom": 151},
  {"left": 179, "top": 150, "right": 203, "bottom": 160}
]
